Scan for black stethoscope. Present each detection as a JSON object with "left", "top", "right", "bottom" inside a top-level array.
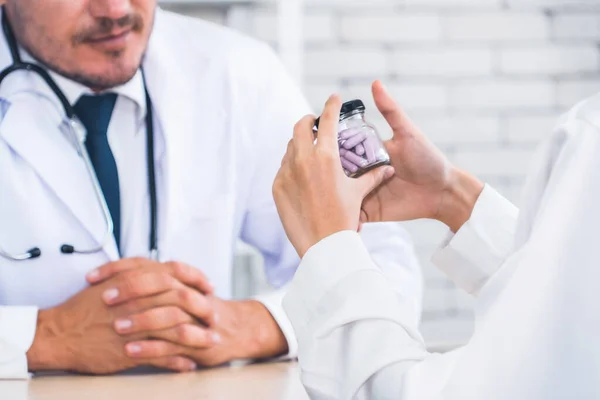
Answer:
[{"left": 0, "top": 7, "right": 159, "bottom": 262}]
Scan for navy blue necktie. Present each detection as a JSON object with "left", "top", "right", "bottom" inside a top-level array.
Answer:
[{"left": 73, "top": 93, "right": 121, "bottom": 250}]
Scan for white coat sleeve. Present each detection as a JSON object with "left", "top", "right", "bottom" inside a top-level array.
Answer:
[
  {"left": 432, "top": 184, "right": 519, "bottom": 295},
  {"left": 0, "top": 306, "right": 37, "bottom": 379},
  {"left": 283, "top": 115, "right": 600, "bottom": 400}
]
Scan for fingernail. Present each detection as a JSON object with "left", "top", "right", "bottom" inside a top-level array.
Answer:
[
  {"left": 115, "top": 319, "right": 132, "bottom": 332},
  {"left": 213, "top": 313, "right": 220, "bottom": 324},
  {"left": 127, "top": 343, "right": 142, "bottom": 354},
  {"left": 103, "top": 288, "right": 119, "bottom": 303},
  {"left": 189, "top": 362, "right": 197, "bottom": 371},
  {"left": 211, "top": 332, "right": 222, "bottom": 344},
  {"left": 86, "top": 269, "right": 99, "bottom": 281}
]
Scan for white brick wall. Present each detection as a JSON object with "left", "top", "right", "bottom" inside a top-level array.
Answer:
[{"left": 163, "top": 0, "right": 600, "bottom": 346}]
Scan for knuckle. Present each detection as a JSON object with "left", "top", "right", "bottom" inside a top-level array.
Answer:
[
  {"left": 166, "top": 261, "right": 185, "bottom": 276},
  {"left": 167, "top": 357, "right": 186, "bottom": 370},
  {"left": 164, "top": 306, "right": 185, "bottom": 323},
  {"left": 135, "top": 312, "right": 151, "bottom": 329},
  {"left": 176, "top": 288, "right": 193, "bottom": 306},
  {"left": 120, "top": 275, "right": 142, "bottom": 297},
  {"left": 157, "top": 272, "right": 176, "bottom": 289},
  {"left": 175, "top": 325, "right": 193, "bottom": 343}
]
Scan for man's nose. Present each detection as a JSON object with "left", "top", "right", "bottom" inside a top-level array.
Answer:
[{"left": 88, "top": 0, "right": 132, "bottom": 21}]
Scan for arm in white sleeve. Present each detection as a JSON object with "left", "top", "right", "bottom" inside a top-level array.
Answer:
[
  {"left": 284, "top": 115, "right": 600, "bottom": 400},
  {"left": 240, "top": 44, "right": 423, "bottom": 361},
  {"left": 432, "top": 184, "right": 518, "bottom": 296},
  {"left": 0, "top": 306, "right": 37, "bottom": 379},
  {"left": 239, "top": 44, "right": 311, "bottom": 358}
]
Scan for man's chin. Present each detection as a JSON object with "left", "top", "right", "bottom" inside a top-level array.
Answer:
[{"left": 58, "top": 63, "right": 141, "bottom": 91}]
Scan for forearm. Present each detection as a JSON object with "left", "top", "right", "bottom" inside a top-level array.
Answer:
[
  {"left": 432, "top": 184, "right": 519, "bottom": 295},
  {"left": 26, "top": 308, "right": 70, "bottom": 372},
  {"left": 437, "top": 168, "right": 484, "bottom": 233},
  {"left": 284, "top": 232, "right": 458, "bottom": 399}
]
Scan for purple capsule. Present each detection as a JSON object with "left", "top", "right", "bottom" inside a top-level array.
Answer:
[
  {"left": 339, "top": 128, "right": 363, "bottom": 140},
  {"left": 355, "top": 144, "right": 365, "bottom": 156},
  {"left": 363, "top": 136, "right": 378, "bottom": 163},
  {"left": 341, "top": 132, "right": 368, "bottom": 150},
  {"left": 343, "top": 149, "right": 368, "bottom": 167},
  {"left": 340, "top": 156, "right": 359, "bottom": 173}
]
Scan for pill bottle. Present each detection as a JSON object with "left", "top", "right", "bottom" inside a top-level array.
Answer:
[{"left": 314, "top": 99, "right": 391, "bottom": 178}]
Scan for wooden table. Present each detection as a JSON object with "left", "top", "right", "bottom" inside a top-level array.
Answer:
[{"left": 1, "top": 362, "right": 310, "bottom": 400}]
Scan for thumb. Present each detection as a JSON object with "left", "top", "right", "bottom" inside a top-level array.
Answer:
[
  {"left": 372, "top": 80, "right": 410, "bottom": 139},
  {"left": 356, "top": 165, "right": 395, "bottom": 198}
]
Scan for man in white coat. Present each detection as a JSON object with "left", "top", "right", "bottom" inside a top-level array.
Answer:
[
  {"left": 274, "top": 82, "right": 600, "bottom": 399},
  {"left": 0, "top": 1, "right": 421, "bottom": 378}
]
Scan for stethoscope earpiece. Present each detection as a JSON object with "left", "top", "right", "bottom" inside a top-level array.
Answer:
[
  {"left": 60, "top": 245, "right": 75, "bottom": 255},
  {"left": 27, "top": 248, "right": 41, "bottom": 259}
]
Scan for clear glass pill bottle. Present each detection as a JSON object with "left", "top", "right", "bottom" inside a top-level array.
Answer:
[{"left": 315, "top": 99, "right": 391, "bottom": 178}]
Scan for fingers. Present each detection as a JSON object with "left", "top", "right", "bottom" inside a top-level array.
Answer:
[
  {"left": 102, "top": 270, "right": 180, "bottom": 306},
  {"left": 115, "top": 289, "right": 216, "bottom": 330},
  {"left": 163, "top": 261, "right": 214, "bottom": 295},
  {"left": 87, "top": 258, "right": 153, "bottom": 284},
  {"left": 356, "top": 165, "right": 395, "bottom": 198},
  {"left": 293, "top": 115, "right": 317, "bottom": 154},
  {"left": 115, "top": 306, "right": 194, "bottom": 334},
  {"left": 87, "top": 260, "right": 214, "bottom": 295},
  {"left": 316, "top": 94, "right": 343, "bottom": 151},
  {"left": 149, "top": 324, "right": 221, "bottom": 349},
  {"left": 147, "top": 356, "right": 197, "bottom": 372},
  {"left": 126, "top": 340, "right": 192, "bottom": 360},
  {"left": 372, "top": 80, "right": 408, "bottom": 136}
]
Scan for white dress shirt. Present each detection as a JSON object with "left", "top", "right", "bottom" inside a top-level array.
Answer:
[
  {"left": 284, "top": 93, "right": 600, "bottom": 399},
  {"left": 0, "top": 9, "right": 422, "bottom": 379}
]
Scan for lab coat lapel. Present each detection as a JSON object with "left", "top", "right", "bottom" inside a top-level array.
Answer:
[
  {"left": 143, "top": 13, "right": 231, "bottom": 256},
  {"left": 142, "top": 15, "right": 199, "bottom": 254},
  {"left": 0, "top": 99, "right": 119, "bottom": 260}
]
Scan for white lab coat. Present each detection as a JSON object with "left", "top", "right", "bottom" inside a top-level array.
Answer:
[
  {"left": 0, "top": 9, "right": 422, "bottom": 379},
  {"left": 284, "top": 94, "right": 600, "bottom": 399}
]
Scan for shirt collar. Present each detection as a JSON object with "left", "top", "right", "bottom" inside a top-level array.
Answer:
[{"left": 20, "top": 48, "right": 147, "bottom": 126}]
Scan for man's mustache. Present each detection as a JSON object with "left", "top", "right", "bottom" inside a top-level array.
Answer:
[{"left": 72, "top": 14, "right": 144, "bottom": 44}]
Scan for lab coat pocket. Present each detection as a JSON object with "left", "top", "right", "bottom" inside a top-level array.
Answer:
[{"left": 168, "top": 192, "right": 235, "bottom": 296}]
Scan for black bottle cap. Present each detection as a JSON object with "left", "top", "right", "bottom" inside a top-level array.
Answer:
[{"left": 313, "top": 99, "right": 366, "bottom": 131}]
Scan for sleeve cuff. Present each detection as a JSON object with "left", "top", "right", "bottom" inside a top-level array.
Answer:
[
  {"left": 432, "top": 184, "right": 519, "bottom": 295},
  {"left": 0, "top": 306, "right": 38, "bottom": 380},
  {"left": 253, "top": 289, "right": 298, "bottom": 359},
  {"left": 283, "top": 231, "right": 378, "bottom": 336}
]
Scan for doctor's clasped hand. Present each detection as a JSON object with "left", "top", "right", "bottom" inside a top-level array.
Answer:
[{"left": 27, "top": 258, "right": 284, "bottom": 374}]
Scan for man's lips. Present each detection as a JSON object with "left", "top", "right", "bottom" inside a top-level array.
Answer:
[
  {"left": 86, "top": 28, "right": 133, "bottom": 43},
  {"left": 83, "top": 29, "right": 133, "bottom": 51}
]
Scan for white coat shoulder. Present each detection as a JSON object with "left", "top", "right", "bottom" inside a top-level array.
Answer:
[
  {"left": 153, "top": 9, "right": 282, "bottom": 76},
  {"left": 557, "top": 92, "right": 600, "bottom": 134}
]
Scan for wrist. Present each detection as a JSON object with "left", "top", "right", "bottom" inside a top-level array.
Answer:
[
  {"left": 437, "top": 168, "right": 484, "bottom": 233},
  {"left": 27, "top": 308, "right": 70, "bottom": 371},
  {"left": 229, "top": 300, "right": 288, "bottom": 360}
]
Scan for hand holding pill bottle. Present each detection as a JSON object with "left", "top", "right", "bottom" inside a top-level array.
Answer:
[{"left": 314, "top": 100, "right": 391, "bottom": 178}]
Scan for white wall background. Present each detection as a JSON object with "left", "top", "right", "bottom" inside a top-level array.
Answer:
[{"left": 161, "top": 0, "right": 600, "bottom": 346}]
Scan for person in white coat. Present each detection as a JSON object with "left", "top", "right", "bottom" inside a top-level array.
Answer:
[
  {"left": 0, "top": 1, "right": 421, "bottom": 379},
  {"left": 274, "top": 81, "right": 600, "bottom": 400}
]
